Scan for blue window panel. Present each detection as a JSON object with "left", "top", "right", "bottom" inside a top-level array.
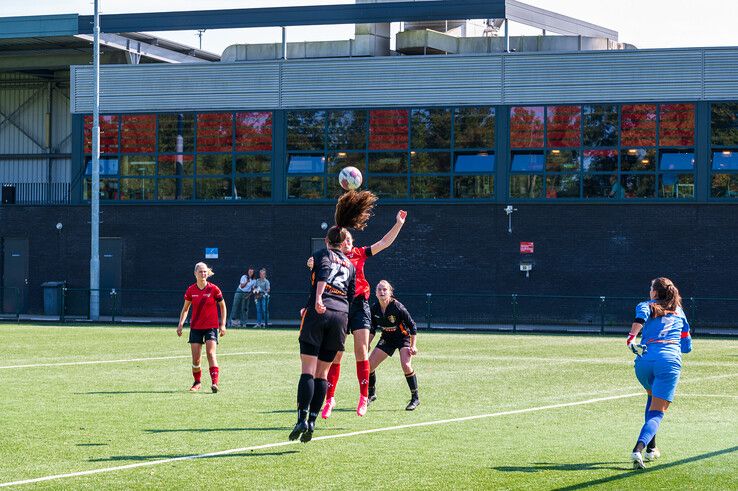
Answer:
[
  {"left": 511, "top": 153, "right": 544, "bottom": 172},
  {"left": 288, "top": 155, "right": 325, "bottom": 173},
  {"left": 660, "top": 152, "right": 694, "bottom": 170},
  {"left": 454, "top": 154, "right": 495, "bottom": 173},
  {"left": 85, "top": 158, "right": 119, "bottom": 176},
  {"left": 712, "top": 151, "right": 738, "bottom": 170}
]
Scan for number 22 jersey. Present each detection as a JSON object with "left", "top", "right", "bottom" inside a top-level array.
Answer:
[{"left": 307, "top": 248, "right": 356, "bottom": 313}]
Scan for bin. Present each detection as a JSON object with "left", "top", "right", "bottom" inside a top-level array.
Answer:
[{"left": 41, "top": 281, "right": 66, "bottom": 316}]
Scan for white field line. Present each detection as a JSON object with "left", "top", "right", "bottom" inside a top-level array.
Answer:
[
  {"left": 3, "top": 350, "right": 736, "bottom": 370},
  {"left": 0, "top": 352, "right": 279, "bottom": 370},
  {"left": 0, "top": 392, "right": 644, "bottom": 488},
  {"left": 1, "top": 370, "right": 735, "bottom": 488}
]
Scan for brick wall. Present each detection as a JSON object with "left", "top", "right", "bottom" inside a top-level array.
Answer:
[{"left": 0, "top": 203, "right": 732, "bottom": 323}]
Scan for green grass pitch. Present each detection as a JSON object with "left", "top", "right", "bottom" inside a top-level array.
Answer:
[{"left": 1, "top": 325, "right": 736, "bottom": 490}]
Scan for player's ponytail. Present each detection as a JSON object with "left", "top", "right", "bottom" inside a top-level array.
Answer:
[
  {"left": 650, "top": 277, "right": 682, "bottom": 317},
  {"left": 334, "top": 189, "right": 377, "bottom": 231}
]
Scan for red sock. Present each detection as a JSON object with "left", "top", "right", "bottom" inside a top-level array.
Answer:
[
  {"left": 356, "top": 360, "right": 370, "bottom": 397},
  {"left": 209, "top": 366, "right": 219, "bottom": 385},
  {"left": 193, "top": 368, "right": 201, "bottom": 384},
  {"left": 326, "top": 363, "right": 341, "bottom": 398}
]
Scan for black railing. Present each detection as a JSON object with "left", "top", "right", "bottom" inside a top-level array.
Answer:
[
  {"left": 0, "top": 182, "right": 70, "bottom": 204},
  {"left": 3, "top": 287, "right": 736, "bottom": 336}
]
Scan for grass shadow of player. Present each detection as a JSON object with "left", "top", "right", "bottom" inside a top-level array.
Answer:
[
  {"left": 493, "top": 462, "right": 625, "bottom": 473},
  {"left": 89, "top": 450, "right": 298, "bottom": 463},
  {"left": 76, "top": 390, "right": 180, "bottom": 395},
  {"left": 145, "top": 427, "right": 293, "bottom": 433},
  {"left": 545, "top": 445, "right": 738, "bottom": 491}
]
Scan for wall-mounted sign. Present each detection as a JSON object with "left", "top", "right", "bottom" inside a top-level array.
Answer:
[
  {"left": 520, "top": 242, "right": 534, "bottom": 254},
  {"left": 205, "top": 247, "right": 219, "bottom": 259}
]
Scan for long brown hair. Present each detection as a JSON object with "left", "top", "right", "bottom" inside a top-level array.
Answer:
[
  {"left": 650, "top": 277, "right": 682, "bottom": 317},
  {"left": 334, "top": 190, "right": 377, "bottom": 231}
]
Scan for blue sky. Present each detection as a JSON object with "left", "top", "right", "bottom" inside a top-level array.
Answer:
[{"left": 2, "top": 0, "right": 737, "bottom": 55}]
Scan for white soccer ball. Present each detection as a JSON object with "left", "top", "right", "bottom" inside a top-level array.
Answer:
[{"left": 339, "top": 166, "right": 363, "bottom": 191}]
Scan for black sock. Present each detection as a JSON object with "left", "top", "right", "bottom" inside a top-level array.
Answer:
[
  {"left": 647, "top": 436, "right": 656, "bottom": 451},
  {"left": 297, "top": 373, "right": 314, "bottom": 421},
  {"left": 368, "top": 371, "right": 376, "bottom": 395},
  {"left": 308, "top": 378, "right": 328, "bottom": 422},
  {"left": 405, "top": 371, "right": 418, "bottom": 399}
]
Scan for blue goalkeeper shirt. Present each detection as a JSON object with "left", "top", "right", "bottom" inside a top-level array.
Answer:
[{"left": 635, "top": 301, "right": 691, "bottom": 356}]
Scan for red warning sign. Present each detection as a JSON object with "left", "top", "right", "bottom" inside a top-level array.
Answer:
[{"left": 520, "top": 242, "right": 534, "bottom": 254}]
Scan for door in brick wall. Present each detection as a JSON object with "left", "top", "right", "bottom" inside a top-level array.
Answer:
[{"left": 2, "top": 238, "right": 29, "bottom": 314}]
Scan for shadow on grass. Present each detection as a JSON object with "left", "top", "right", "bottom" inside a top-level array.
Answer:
[
  {"left": 76, "top": 391, "right": 179, "bottom": 395},
  {"left": 145, "top": 427, "right": 293, "bottom": 433},
  {"left": 493, "top": 462, "right": 625, "bottom": 473},
  {"left": 261, "top": 407, "right": 393, "bottom": 414},
  {"left": 76, "top": 443, "right": 108, "bottom": 447},
  {"left": 494, "top": 446, "right": 738, "bottom": 491},
  {"left": 89, "top": 450, "right": 298, "bottom": 463}
]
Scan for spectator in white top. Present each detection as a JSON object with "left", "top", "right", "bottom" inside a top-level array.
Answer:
[{"left": 229, "top": 266, "right": 256, "bottom": 327}]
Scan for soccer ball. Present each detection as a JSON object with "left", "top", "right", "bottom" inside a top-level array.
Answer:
[{"left": 339, "top": 166, "right": 362, "bottom": 191}]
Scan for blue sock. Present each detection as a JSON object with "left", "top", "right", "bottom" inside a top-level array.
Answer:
[
  {"left": 644, "top": 395, "right": 656, "bottom": 449},
  {"left": 636, "top": 410, "right": 665, "bottom": 449}
]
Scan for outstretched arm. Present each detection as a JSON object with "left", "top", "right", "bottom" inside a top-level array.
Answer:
[{"left": 369, "top": 210, "right": 407, "bottom": 256}]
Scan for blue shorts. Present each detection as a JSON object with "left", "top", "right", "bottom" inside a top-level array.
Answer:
[{"left": 634, "top": 351, "right": 682, "bottom": 402}]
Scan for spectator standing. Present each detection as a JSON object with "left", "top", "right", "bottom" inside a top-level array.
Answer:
[
  {"left": 229, "top": 266, "right": 256, "bottom": 327},
  {"left": 254, "top": 268, "right": 271, "bottom": 327}
]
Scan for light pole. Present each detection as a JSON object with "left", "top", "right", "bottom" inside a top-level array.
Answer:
[{"left": 90, "top": 0, "right": 101, "bottom": 320}]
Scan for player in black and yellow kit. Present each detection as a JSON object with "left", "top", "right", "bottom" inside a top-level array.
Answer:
[
  {"left": 367, "top": 280, "right": 420, "bottom": 411},
  {"left": 290, "top": 191, "right": 377, "bottom": 442},
  {"left": 290, "top": 227, "right": 356, "bottom": 442}
]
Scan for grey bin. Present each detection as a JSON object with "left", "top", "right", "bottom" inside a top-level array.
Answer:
[{"left": 41, "top": 281, "right": 66, "bottom": 316}]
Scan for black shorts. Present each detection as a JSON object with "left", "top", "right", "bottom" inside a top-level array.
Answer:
[
  {"left": 375, "top": 334, "right": 411, "bottom": 357},
  {"left": 189, "top": 328, "right": 219, "bottom": 344},
  {"left": 348, "top": 297, "right": 372, "bottom": 333},
  {"left": 299, "top": 308, "right": 348, "bottom": 357}
]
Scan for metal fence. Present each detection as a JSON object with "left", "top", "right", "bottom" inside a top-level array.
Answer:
[
  {"left": 0, "top": 182, "right": 70, "bottom": 204},
  {"left": 1, "top": 286, "right": 737, "bottom": 336}
]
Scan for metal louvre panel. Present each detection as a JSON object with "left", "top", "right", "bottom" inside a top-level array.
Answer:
[
  {"left": 70, "top": 48, "right": 738, "bottom": 113},
  {"left": 71, "top": 63, "right": 280, "bottom": 113},
  {"left": 704, "top": 49, "right": 738, "bottom": 100},
  {"left": 52, "top": 86, "right": 72, "bottom": 153},
  {"left": 281, "top": 56, "right": 503, "bottom": 108},
  {"left": 0, "top": 160, "right": 48, "bottom": 181},
  {"left": 0, "top": 85, "right": 48, "bottom": 154},
  {"left": 51, "top": 159, "right": 71, "bottom": 182},
  {"left": 503, "top": 49, "right": 704, "bottom": 104}
]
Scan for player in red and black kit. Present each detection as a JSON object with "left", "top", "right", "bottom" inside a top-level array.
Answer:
[
  {"left": 177, "top": 262, "right": 227, "bottom": 393},
  {"left": 289, "top": 226, "right": 356, "bottom": 443},
  {"left": 367, "top": 279, "right": 420, "bottom": 411},
  {"left": 309, "top": 202, "right": 407, "bottom": 418}
]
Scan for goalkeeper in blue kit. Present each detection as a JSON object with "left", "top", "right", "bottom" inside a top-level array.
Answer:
[{"left": 625, "top": 277, "right": 692, "bottom": 470}]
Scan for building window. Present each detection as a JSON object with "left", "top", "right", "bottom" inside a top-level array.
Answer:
[
  {"left": 510, "top": 103, "right": 695, "bottom": 201},
  {"left": 711, "top": 103, "right": 738, "bottom": 198},
  {"left": 285, "top": 106, "right": 495, "bottom": 200},
  {"left": 83, "top": 111, "right": 272, "bottom": 201}
]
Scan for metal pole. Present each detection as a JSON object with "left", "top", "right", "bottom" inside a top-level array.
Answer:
[
  {"left": 426, "top": 293, "right": 432, "bottom": 330},
  {"left": 90, "top": 0, "right": 101, "bottom": 321},
  {"left": 281, "top": 26, "right": 287, "bottom": 60},
  {"left": 504, "top": 18, "right": 509, "bottom": 52}
]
